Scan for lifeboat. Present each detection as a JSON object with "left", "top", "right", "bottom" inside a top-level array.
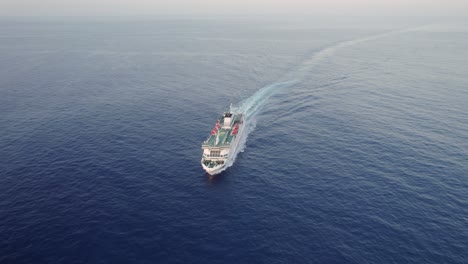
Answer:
[{"left": 231, "top": 124, "right": 239, "bottom": 135}]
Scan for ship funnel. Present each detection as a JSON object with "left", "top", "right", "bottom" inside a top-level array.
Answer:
[{"left": 223, "top": 112, "right": 232, "bottom": 129}]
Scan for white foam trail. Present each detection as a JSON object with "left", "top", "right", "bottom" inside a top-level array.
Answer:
[
  {"left": 215, "top": 81, "right": 296, "bottom": 174},
  {"left": 233, "top": 81, "right": 298, "bottom": 118},
  {"left": 218, "top": 26, "right": 426, "bottom": 173},
  {"left": 290, "top": 27, "right": 426, "bottom": 80}
]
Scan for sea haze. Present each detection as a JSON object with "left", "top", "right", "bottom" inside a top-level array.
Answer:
[{"left": 1, "top": 17, "right": 468, "bottom": 263}]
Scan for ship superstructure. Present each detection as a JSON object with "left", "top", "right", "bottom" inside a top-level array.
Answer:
[{"left": 201, "top": 111, "right": 244, "bottom": 175}]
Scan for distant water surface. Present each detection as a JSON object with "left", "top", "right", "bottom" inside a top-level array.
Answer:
[{"left": 1, "top": 17, "right": 468, "bottom": 263}]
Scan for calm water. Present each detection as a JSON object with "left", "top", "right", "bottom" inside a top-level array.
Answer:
[{"left": 1, "top": 17, "right": 468, "bottom": 263}]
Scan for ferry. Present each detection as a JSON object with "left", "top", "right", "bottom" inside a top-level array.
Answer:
[{"left": 201, "top": 111, "right": 244, "bottom": 175}]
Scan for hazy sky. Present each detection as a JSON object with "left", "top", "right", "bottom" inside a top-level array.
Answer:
[{"left": 1, "top": 0, "right": 468, "bottom": 16}]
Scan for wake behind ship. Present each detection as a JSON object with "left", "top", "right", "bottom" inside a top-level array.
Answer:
[{"left": 201, "top": 111, "right": 244, "bottom": 175}]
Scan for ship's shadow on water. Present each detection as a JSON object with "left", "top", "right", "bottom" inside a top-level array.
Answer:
[
  {"left": 206, "top": 173, "right": 226, "bottom": 185},
  {"left": 205, "top": 166, "right": 235, "bottom": 185}
]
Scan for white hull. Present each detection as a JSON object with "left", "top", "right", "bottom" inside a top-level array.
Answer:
[
  {"left": 201, "top": 162, "right": 225, "bottom": 175},
  {"left": 201, "top": 116, "right": 244, "bottom": 175}
]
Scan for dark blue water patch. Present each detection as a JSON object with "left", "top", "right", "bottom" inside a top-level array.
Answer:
[{"left": 1, "top": 18, "right": 468, "bottom": 264}]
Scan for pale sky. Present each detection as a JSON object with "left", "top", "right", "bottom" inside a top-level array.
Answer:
[{"left": 1, "top": 0, "right": 468, "bottom": 16}]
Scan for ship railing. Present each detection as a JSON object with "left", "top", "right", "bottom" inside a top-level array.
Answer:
[
  {"left": 202, "top": 144, "right": 231, "bottom": 148},
  {"left": 203, "top": 154, "right": 228, "bottom": 158}
]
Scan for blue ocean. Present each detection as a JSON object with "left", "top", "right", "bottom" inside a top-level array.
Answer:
[{"left": 1, "top": 17, "right": 468, "bottom": 263}]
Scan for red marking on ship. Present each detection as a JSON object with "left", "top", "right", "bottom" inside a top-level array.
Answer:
[
  {"left": 211, "top": 120, "right": 221, "bottom": 135},
  {"left": 231, "top": 124, "right": 239, "bottom": 135}
]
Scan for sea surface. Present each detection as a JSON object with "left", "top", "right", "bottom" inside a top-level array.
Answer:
[{"left": 1, "top": 17, "right": 468, "bottom": 263}]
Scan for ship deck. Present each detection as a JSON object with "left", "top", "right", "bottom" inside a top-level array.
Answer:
[{"left": 202, "top": 114, "right": 242, "bottom": 148}]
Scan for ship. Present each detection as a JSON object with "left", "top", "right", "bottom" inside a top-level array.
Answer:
[{"left": 201, "top": 111, "right": 244, "bottom": 175}]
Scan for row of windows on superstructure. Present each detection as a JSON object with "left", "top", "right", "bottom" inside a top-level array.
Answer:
[{"left": 209, "top": 151, "right": 221, "bottom": 157}]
